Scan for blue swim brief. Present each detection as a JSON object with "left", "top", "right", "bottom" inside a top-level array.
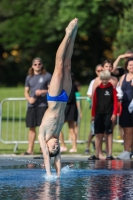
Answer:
[{"left": 47, "top": 90, "right": 68, "bottom": 102}]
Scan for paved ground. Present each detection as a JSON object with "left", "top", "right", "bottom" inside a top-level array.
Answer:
[
  {"left": 0, "top": 154, "right": 89, "bottom": 166},
  {"left": 0, "top": 154, "right": 132, "bottom": 167}
]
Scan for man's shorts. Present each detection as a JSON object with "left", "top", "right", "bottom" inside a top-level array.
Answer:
[
  {"left": 120, "top": 106, "right": 133, "bottom": 128},
  {"left": 26, "top": 107, "right": 47, "bottom": 128},
  {"left": 94, "top": 113, "right": 113, "bottom": 135}
]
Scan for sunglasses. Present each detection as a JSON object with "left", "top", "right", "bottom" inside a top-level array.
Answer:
[{"left": 34, "top": 63, "right": 41, "bottom": 66}]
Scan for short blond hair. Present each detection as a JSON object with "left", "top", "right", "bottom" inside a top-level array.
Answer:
[{"left": 100, "top": 70, "right": 111, "bottom": 80}]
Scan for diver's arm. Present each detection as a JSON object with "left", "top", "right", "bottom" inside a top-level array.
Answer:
[
  {"left": 54, "top": 153, "right": 61, "bottom": 177},
  {"left": 38, "top": 133, "right": 52, "bottom": 177}
]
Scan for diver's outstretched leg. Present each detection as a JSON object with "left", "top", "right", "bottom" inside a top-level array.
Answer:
[{"left": 48, "top": 18, "right": 78, "bottom": 96}]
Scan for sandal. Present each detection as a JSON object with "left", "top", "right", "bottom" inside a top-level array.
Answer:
[
  {"left": 88, "top": 155, "right": 99, "bottom": 160},
  {"left": 106, "top": 156, "right": 114, "bottom": 160}
]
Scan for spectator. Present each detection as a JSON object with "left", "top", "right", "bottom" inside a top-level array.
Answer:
[
  {"left": 60, "top": 73, "right": 78, "bottom": 153},
  {"left": 93, "top": 60, "right": 118, "bottom": 94},
  {"left": 89, "top": 70, "right": 118, "bottom": 160},
  {"left": 117, "top": 58, "right": 133, "bottom": 160},
  {"left": 112, "top": 50, "right": 133, "bottom": 77},
  {"left": 84, "top": 64, "right": 103, "bottom": 154},
  {"left": 112, "top": 51, "right": 133, "bottom": 142},
  {"left": 74, "top": 81, "right": 82, "bottom": 140},
  {"left": 24, "top": 57, "right": 51, "bottom": 155},
  {"left": 92, "top": 60, "right": 118, "bottom": 158}
]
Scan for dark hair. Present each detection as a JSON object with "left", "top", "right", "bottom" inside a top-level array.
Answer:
[
  {"left": 95, "top": 64, "right": 102, "bottom": 71},
  {"left": 124, "top": 58, "right": 133, "bottom": 71},
  {"left": 125, "top": 50, "right": 133, "bottom": 54},
  {"left": 49, "top": 148, "right": 60, "bottom": 158},
  {"left": 28, "top": 57, "right": 46, "bottom": 76},
  {"left": 75, "top": 81, "right": 81, "bottom": 87},
  {"left": 102, "top": 60, "right": 113, "bottom": 68}
]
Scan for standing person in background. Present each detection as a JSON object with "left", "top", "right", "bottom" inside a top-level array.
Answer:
[
  {"left": 117, "top": 58, "right": 133, "bottom": 160},
  {"left": 93, "top": 60, "right": 118, "bottom": 93},
  {"left": 112, "top": 50, "right": 133, "bottom": 77},
  {"left": 84, "top": 64, "right": 103, "bottom": 154},
  {"left": 89, "top": 70, "right": 118, "bottom": 160},
  {"left": 112, "top": 51, "right": 133, "bottom": 155},
  {"left": 60, "top": 73, "right": 78, "bottom": 153},
  {"left": 24, "top": 57, "right": 51, "bottom": 155},
  {"left": 74, "top": 81, "right": 82, "bottom": 140},
  {"left": 91, "top": 60, "right": 118, "bottom": 159}
]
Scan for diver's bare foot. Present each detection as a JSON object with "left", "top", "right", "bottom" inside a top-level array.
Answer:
[
  {"left": 66, "top": 18, "right": 78, "bottom": 36},
  {"left": 71, "top": 24, "right": 78, "bottom": 40}
]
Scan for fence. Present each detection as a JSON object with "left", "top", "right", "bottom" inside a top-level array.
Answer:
[
  {"left": 0, "top": 97, "right": 123, "bottom": 152},
  {"left": 0, "top": 97, "right": 91, "bottom": 152}
]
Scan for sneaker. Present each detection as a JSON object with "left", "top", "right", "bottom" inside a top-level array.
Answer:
[
  {"left": 117, "top": 151, "right": 130, "bottom": 160},
  {"left": 84, "top": 149, "right": 90, "bottom": 154}
]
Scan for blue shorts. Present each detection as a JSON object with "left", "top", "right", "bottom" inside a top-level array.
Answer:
[{"left": 47, "top": 90, "right": 68, "bottom": 102}]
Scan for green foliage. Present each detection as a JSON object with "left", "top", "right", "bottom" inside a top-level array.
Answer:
[
  {"left": 0, "top": 0, "right": 131, "bottom": 85},
  {"left": 113, "top": 4, "right": 133, "bottom": 58}
]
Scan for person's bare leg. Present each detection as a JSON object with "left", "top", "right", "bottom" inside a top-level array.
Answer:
[
  {"left": 69, "top": 122, "right": 79, "bottom": 141},
  {"left": 98, "top": 134, "right": 105, "bottom": 158},
  {"left": 74, "top": 122, "right": 78, "bottom": 141},
  {"left": 68, "top": 121, "right": 77, "bottom": 152},
  {"left": 86, "top": 132, "right": 94, "bottom": 150},
  {"left": 95, "top": 134, "right": 101, "bottom": 158},
  {"left": 60, "top": 131, "right": 68, "bottom": 151},
  {"left": 98, "top": 134, "right": 106, "bottom": 159},
  {"left": 26, "top": 127, "right": 36, "bottom": 154},
  {"left": 102, "top": 133, "right": 107, "bottom": 154},
  {"left": 107, "top": 134, "right": 113, "bottom": 157},
  {"left": 49, "top": 18, "right": 78, "bottom": 96},
  {"left": 123, "top": 128, "right": 133, "bottom": 151},
  {"left": 62, "top": 19, "right": 78, "bottom": 95},
  {"left": 131, "top": 134, "right": 133, "bottom": 152}
]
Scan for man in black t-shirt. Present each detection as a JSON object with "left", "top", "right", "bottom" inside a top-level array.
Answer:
[{"left": 24, "top": 57, "right": 51, "bottom": 155}]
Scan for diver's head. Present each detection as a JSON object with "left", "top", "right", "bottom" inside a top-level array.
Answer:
[{"left": 47, "top": 138, "right": 60, "bottom": 157}]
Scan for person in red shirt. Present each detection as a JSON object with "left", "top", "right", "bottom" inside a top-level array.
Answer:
[{"left": 89, "top": 70, "right": 118, "bottom": 160}]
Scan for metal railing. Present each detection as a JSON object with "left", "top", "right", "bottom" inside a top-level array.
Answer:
[
  {"left": 0, "top": 97, "right": 122, "bottom": 152},
  {"left": 0, "top": 97, "right": 91, "bottom": 152}
]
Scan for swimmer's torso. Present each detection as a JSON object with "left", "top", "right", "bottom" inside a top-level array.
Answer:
[{"left": 41, "top": 101, "right": 67, "bottom": 141}]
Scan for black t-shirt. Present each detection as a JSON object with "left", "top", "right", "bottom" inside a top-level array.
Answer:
[{"left": 25, "top": 73, "right": 51, "bottom": 107}]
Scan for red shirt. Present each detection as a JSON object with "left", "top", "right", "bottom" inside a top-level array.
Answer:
[{"left": 92, "top": 83, "right": 118, "bottom": 117}]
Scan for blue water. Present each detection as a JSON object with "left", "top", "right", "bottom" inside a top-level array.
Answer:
[{"left": 0, "top": 160, "right": 133, "bottom": 199}]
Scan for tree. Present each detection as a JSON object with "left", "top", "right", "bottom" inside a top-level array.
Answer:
[
  {"left": 0, "top": 0, "right": 130, "bottom": 85},
  {"left": 113, "top": 3, "right": 133, "bottom": 64}
]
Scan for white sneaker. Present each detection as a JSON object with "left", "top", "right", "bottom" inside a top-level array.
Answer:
[{"left": 117, "top": 151, "right": 130, "bottom": 160}]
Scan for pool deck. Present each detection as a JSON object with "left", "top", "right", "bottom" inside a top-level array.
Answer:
[
  {"left": 0, "top": 154, "right": 89, "bottom": 166},
  {"left": 0, "top": 154, "right": 133, "bottom": 166}
]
